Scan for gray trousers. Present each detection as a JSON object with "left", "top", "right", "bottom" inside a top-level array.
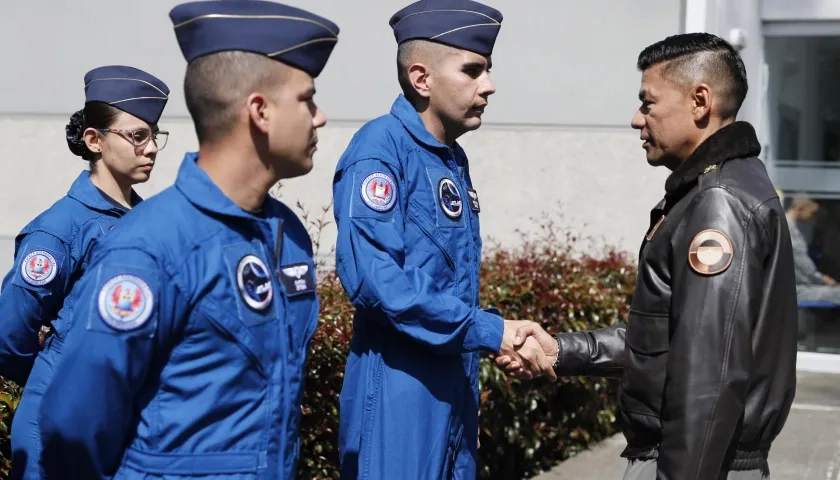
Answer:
[{"left": 623, "top": 459, "right": 768, "bottom": 480}]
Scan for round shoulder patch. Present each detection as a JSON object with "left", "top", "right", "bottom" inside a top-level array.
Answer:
[
  {"left": 438, "top": 178, "right": 463, "bottom": 219},
  {"left": 97, "top": 274, "right": 154, "bottom": 331},
  {"left": 360, "top": 172, "right": 397, "bottom": 212},
  {"left": 237, "top": 254, "right": 273, "bottom": 311},
  {"left": 688, "top": 229, "right": 733, "bottom": 275},
  {"left": 20, "top": 250, "right": 58, "bottom": 286}
]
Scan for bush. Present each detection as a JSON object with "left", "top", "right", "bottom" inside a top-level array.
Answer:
[
  {"left": 0, "top": 209, "right": 636, "bottom": 480},
  {"left": 296, "top": 216, "right": 635, "bottom": 479}
]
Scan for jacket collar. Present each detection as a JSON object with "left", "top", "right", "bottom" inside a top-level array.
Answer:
[
  {"left": 390, "top": 94, "right": 457, "bottom": 151},
  {"left": 175, "top": 152, "right": 267, "bottom": 221},
  {"left": 66, "top": 171, "right": 141, "bottom": 213},
  {"left": 664, "top": 121, "right": 761, "bottom": 197}
]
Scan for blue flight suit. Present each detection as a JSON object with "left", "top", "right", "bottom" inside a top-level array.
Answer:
[
  {"left": 38, "top": 154, "right": 319, "bottom": 479},
  {"left": 0, "top": 172, "right": 139, "bottom": 479},
  {"left": 0, "top": 172, "right": 137, "bottom": 384},
  {"left": 334, "top": 94, "right": 505, "bottom": 479}
]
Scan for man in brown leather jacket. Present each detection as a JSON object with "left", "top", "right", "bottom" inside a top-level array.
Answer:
[{"left": 497, "top": 33, "right": 797, "bottom": 480}]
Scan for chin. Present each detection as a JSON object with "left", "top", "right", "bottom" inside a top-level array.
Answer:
[
  {"left": 462, "top": 117, "right": 483, "bottom": 132},
  {"left": 283, "top": 157, "right": 314, "bottom": 179},
  {"left": 131, "top": 171, "right": 152, "bottom": 183}
]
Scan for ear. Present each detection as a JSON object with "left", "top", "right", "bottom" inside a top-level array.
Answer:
[
  {"left": 408, "top": 63, "right": 432, "bottom": 99},
  {"left": 691, "top": 83, "right": 712, "bottom": 122},
  {"left": 83, "top": 127, "right": 102, "bottom": 153},
  {"left": 246, "top": 92, "right": 271, "bottom": 135}
]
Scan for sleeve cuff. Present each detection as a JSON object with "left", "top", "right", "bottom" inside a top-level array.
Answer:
[{"left": 464, "top": 308, "right": 504, "bottom": 352}]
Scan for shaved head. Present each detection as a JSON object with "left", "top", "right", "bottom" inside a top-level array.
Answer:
[
  {"left": 396, "top": 39, "right": 459, "bottom": 103},
  {"left": 184, "top": 51, "right": 291, "bottom": 143},
  {"left": 637, "top": 33, "right": 747, "bottom": 120}
]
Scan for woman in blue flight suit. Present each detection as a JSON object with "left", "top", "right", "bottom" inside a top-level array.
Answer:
[{"left": 0, "top": 65, "right": 170, "bottom": 479}]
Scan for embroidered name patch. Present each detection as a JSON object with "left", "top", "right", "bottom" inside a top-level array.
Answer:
[
  {"left": 688, "top": 229, "right": 733, "bottom": 275},
  {"left": 438, "top": 178, "right": 463, "bottom": 219},
  {"left": 360, "top": 172, "right": 397, "bottom": 212},
  {"left": 466, "top": 188, "right": 480, "bottom": 212},
  {"left": 279, "top": 262, "right": 316, "bottom": 296},
  {"left": 97, "top": 274, "right": 154, "bottom": 331},
  {"left": 20, "top": 250, "right": 58, "bottom": 286},
  {"left": 237, "top": 254, "right": 273, "bottom": 311}
]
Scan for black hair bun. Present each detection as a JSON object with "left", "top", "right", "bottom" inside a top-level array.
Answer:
[{"left": 65, "top": 110, "right": 90, "bottom": 158}]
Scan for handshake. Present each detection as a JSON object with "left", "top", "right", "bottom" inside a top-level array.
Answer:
[{"left": 492, "top": 320, "right": 559, "bottom": 381}]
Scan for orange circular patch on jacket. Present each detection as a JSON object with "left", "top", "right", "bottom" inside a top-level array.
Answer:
[{"left": 688, "top": 229, "right": 733, "bottom": 275}]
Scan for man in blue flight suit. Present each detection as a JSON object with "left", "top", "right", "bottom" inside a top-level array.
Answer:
[
  {"left": 37, "top": 1, "right": 339, "bottom": 478},
  {"left": 333, "top": 1, "right": 556, "bottom": 478}
]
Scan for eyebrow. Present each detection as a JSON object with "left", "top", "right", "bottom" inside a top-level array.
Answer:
[{"left": 463, "top": 60, "right": 489, "bottom": 71}]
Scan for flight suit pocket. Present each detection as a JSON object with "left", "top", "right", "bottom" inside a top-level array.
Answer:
[
  {"left": 406, "top": 199, "right": 456, "bottom": 272},
  {"left": 223, "top": 242, "right": 279, "bottom": 328},
  {"left": 196, "top": 298, "right": 270, "bottom": 378},
  {"left": 444, "top": 424, "right": 465, "bottom": 479}
]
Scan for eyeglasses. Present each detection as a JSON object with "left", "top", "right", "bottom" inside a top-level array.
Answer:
[{"left": 98, "top": 128, "right": 169, "bottom": 151}]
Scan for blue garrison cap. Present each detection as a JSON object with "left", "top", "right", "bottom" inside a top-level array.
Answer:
[
  {"left": 84, "top": 66, "right": 169, "bottom": 125},
  {"left": 169, "top": 0, "right": 339, "bottom": 78},
  {"left": 389, "top": 0, "right": 503, "bottom": 57}
]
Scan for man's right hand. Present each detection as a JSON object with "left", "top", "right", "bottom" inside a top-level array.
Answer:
[{"left": 497, "top": 320, "right": 557, "bottom": 381}]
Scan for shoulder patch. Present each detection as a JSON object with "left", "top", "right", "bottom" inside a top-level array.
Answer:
[
  {"left": 688, "top": 229, "right": 733, "bottom": 275},
  {"left": 97, "top": 274, "right": 155, "bottom": 331},
  {"left": 20, "top": 250, "right": 58, "bottom": 286},
  {"left": 360, "top": 172, "right": 397, "bottom": 212}
]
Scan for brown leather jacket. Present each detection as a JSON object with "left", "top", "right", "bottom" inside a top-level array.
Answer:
[{"left": 554, "top": 122, "right": 798, "bottom": 480}]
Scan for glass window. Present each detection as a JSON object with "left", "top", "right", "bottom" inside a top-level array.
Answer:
[{"left": 782, "top": 195, "right": 840, "bottom": 354}]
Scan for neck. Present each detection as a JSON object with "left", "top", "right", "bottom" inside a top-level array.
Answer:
[
  {"left": 89, "top": 167, "right": 134, "bottom": 209},
  {"left": 677, "top": 117, "right": 736, "bottom": 168},
  {"left": 417, "top": 107, "right": 461, "bottom": 147},
  {"left": 196, "top": 137, "right": 277, "bottom": 213}
]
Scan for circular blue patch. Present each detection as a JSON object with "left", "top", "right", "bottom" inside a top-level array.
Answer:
[
  {"left": 97, "top": 274, "right": 154, "bottom": 331},
  {"left": 20, "top": 250, "right": 57, "bottom": 286},
  {"left": 438, "top": 178, "right": 463, "bottom": 219},
  {"left": 361, "top": 172, "right": 397, "bottom": 212},
  {"left": 237, "top": 255, "right": 273, "bottom": 311}
]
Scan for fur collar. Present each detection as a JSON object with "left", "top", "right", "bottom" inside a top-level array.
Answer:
[{"left": 664, "top": 121, "right": 761, "bottom": 196}]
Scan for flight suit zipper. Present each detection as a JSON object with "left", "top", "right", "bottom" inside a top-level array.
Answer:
[{"left": 450, "top": 147, "right": 476, "bottom": 303}]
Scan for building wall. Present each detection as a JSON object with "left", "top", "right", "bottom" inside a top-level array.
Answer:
[{"left": 0, "top": 0, "right": 683, "bottom": 274}]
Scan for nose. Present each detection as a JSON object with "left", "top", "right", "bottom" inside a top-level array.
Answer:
[
  {"left": 143, "top": 138, "right": 159, "bottom": 156},
  {"left": 480, "top": 72, "right": 496, "bottom": 97},
  {"left": 313, "top": 106, "right": 327, "bottom": 129},
  {"left": 630, "top": 110, "right": 645, "bottom": 130}
]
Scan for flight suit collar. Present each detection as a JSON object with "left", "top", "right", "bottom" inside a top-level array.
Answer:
[
  {"left": 390, "top": 94, "right": 459, "bottom": 152},
  {"left": 66, "top": 171, "right": 141, "bottom": 213},
  {"left": 664, "top": 121, "right": 761, "bottom": 197},
  {"left": 175, "top": 152, "right": 268, "bottom": 221}
]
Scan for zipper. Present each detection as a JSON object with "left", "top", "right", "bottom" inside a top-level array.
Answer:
[
  {"left": 451, "top": 147, "right": 475, "bottom": 303},
  {"left": 274, "top": 221, "right": 284, "bottom": 278}
]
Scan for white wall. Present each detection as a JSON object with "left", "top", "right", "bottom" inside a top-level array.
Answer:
[{"left": 0, "top": 0, "right": 684, "bottom": 275}]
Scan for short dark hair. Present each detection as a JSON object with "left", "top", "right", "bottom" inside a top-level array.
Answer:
[
  {"left": 65, "top": 101, "right": 123, "bottom": 172},
  {"left": 395, "top": 39, "right": 456, "bottom": 105},
  {"left": 184, "top": 51, "right": 285, "bottom": 143},
  {"left": 637, "top": 32, "right": 748, "bottom": 119}
]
